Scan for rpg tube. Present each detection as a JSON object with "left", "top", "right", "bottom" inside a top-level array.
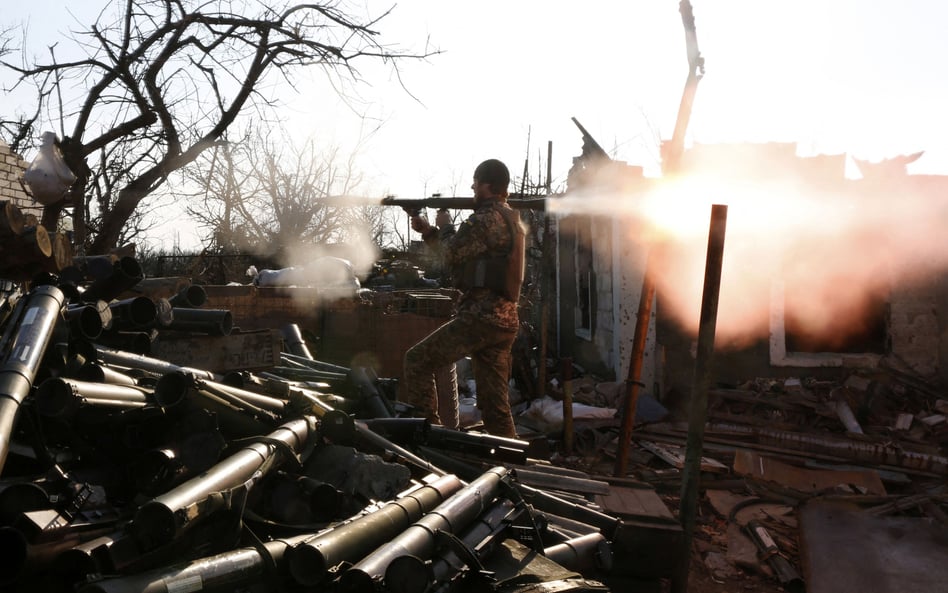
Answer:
[
  {"left": 79, "top": 256, "right": 143, "bottom": 304},
  {"left": 34, "top": 377, "right": 151, "bottom": 419},
  {"left": 0, "top": 520, "right": 119, "bottom": 587},
  {"left": 107, "top": 296, "right": 158, "bottom": 330},
  {"left": 361, "top": 417, "right": 529, "bottom": 465},
  {"left": 77, "top": 533, "right": 311, "bottom": 593},
  {"left": 94, "top": 345, "right": 218, "bottom": 381},
  {"left": 348, "top": 366, "right": 393, "bottom": 418},
  {"left": 129, "top": 417, "right": 315, "bottom": 551},
  {"left": 0, "top": 285, "right": 65, "bottom": 474},
  {"left": 167, "top": 284, "right": 207, "bottom": 309},
  {"left": 281, "top": 324, "right": 314, "bottom": 359},
  {"left": 286, "top": 473, "right": 463, "bottom": 586},
  {"left": 94, "top": 331, "right": 154, "bottom": 355},
  {"left": 64, "top": 304, "right": 104, "bottom": 340},
  {"left": 74, "top": 362, "right": 139, "bottom": 386},
  {"left": 338, "top": 467, "right": 511, "bottom": 593},
  {"left": 543, "top": 532, "right": 613, "bottom": 574},
  {"left": 166, "top": 308, "right": 233, "bottom": 336},
  {"left": 154, "top": 371, "right": 280, "bottom": 437},
  {"left": 388, "top": 498, "right": 519, "bottom": 593}
]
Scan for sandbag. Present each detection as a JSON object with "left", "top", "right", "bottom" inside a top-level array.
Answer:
[{"left": 23, "top": 132, "right": 76, "bottom": 205}]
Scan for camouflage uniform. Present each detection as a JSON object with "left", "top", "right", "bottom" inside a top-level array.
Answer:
[{"left": 402, "top": 199, "right": 522, "bottom": 438}]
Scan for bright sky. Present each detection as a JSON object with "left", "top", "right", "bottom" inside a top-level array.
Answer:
[{"left": 4, "top": 1, "right": 948, "bottom": 249}]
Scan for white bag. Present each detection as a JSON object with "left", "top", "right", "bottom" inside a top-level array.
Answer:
[{"left": 23, "top": 132, "right": 77, "bottom": 205}]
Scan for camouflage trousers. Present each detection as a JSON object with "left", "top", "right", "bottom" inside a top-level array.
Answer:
[{"left": 402, "top": 316, "right": 518, "bottom": 438}]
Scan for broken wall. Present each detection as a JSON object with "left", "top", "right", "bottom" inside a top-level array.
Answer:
[{"left": 0, "top": 140, "right": 41, "bottom": 219}]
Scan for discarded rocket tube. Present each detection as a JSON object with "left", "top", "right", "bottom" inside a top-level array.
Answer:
[
  {"left": 79, "top": 256, "right": 144, "bottom": 304},
  {"left": 338, "top": 466, "right": 512, "bottom": 593},
  {"left": 417, "top": 445, "right": 621, "bottom": 539},
  {"left": 348, "top": 365, "right": 393, "bottom": 418},
  {"left": 154, "top": 371, "right": 280, "bottom": 437},
  {"left": 64, "top": 304, "right": 104, "bottom": 340},
  {"left": 165, "top": 308, "right": 233, "bottom": 336},
  {"left": 289, "top": 388, "right": 448, "bottom": 477},
  {"left": 167, "top": 284, "right": 207, "bottom": 309},
  {"left": 387, "top": 498, "right": 519, "bottom": 593},
  {"left": 74, "top": 362, "right": 139, "bottom": 386},
  {"left": 281, "top": 324, "right": 314, "bottom": 359},
  {"left": 34, "top": 377, "right": 151, "bottom": 419},
  {"left": 0, "top": 284, "right": 65, "bottom": 474},
  {"left": 286, "top": 473, "right": 464, "bottom": 586},
  {"left": 129, "top": 417, "right": 316, "bottom": 551},
  {"left": 76, "top": 533, "right": 312, "bottom": 593},
  {"left": 543, "top": 532, "right": 613, "bottom": 574},
  {"left": 107, "top": 296, "right": 158, "bottom": 330},
  {"left": 361, "top": 417, "right": 530, "bottom": 465},
  {"left": 93, "top": 345, "right": 218, "bottom": 381}
]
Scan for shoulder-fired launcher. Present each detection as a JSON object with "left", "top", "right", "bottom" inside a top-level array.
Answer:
[{"left": 312, "top": 195, "right": 547, "bottom": 216}]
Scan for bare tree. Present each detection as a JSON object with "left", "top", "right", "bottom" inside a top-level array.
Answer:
[
  {"left": 179, "top": 130, "right": 388, "bottom": 261},
  {"left": 1, "top": 0, "right": 437, "bottom": 254}
]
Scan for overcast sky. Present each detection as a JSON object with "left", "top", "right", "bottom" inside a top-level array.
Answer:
[{"left": 4, "top": 1, "right": 948, "bottom": 249}]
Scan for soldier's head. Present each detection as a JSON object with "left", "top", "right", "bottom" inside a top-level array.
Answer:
[{"left": 472, "top": 159, "right": 510, "bottom": 203}]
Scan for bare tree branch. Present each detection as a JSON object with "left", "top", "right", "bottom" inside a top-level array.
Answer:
[{"left": 2, "top": 0, "right": 439, "bottom": 253}]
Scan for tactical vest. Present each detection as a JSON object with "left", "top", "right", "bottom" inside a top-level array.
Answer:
[{"left": 455, "top": 202, "right": 526, "bottom": 301}]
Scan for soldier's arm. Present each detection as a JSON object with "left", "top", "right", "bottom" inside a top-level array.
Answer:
[{"left": 442, "top": 211, "right": 493, "bottom": 267}]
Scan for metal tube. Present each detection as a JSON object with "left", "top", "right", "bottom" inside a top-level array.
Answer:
[
  {"left": 79, "top": 257, "right": 144, "bottom": 304},
  {"left": 93, "top": 345, "right": 218, "bottom": 381},
  {"left": 74, "top": 363, "right": 139, "bottom": 386},
  {"left": 0, "top": 285, "right": 65, "bottom": 473},
  {"left": 387, "top": 498, "right": 518, "bottom": 593},
  {"left": 168, "top": 284, "right": 207, "bottom": 309},
  {"left": 77, "top": 533, "right": 311, "bottom": 593},
  {"left": 286, "top": 473, "right": 464, "bottom": 586},
  {"left": 338, "top": 467, "right": 511, "bottom": 593},
  {"left": 129, "top": 417, "right": 315, "bottom": 550},
  {"left": 165, "top": 308, "right": 233, "bottom": 336},
  {"left": 34, "top": 377, "right": 151, "bottom": 419},
  {"left": 154, "top": 371, "right": 280, "bottom": 433},
  {"left": 107, "top": 296, "right": 157, "bottom": 330},
  {"left": 673, "top": 204, "right": 727, "bottom": 593},
  {"left": 281, "top": 324, "right": 314, "bottom": 359},
  {"left": 543, "top": 532, "right": 612, "bottom": 574}
]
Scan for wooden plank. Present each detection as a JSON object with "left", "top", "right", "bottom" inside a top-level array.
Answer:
[
  {"left": 639, "top": 440, "right": 729, "bottom": 474},
  {"left": 595, "top": 484, "right": 676, "bottom": 524},
  {"left": 734, "top": 450, "right": 886, "bottom": 496}
]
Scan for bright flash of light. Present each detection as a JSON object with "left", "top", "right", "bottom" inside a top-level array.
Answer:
[{"left": 548, "top": 170, "right": 948, "bottom": 349}]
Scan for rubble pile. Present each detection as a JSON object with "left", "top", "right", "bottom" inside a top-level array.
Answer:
[
  {"left": 537, "top": 364, "right": 948, "bottom": 593},
  {"left": 0, "top": 259, "right": 662, "bottom": 593}
]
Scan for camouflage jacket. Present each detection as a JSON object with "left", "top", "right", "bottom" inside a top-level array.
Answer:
[{"left": 423, "top": 199, "right": 521, "bottom": 331}]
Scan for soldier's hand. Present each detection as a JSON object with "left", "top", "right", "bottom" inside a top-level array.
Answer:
[
  {"left": 435, "top": 209, "right": 452, "bottom": 228},
  {"left": 411, "top": 215, "right": 431, "bottom": 234}
]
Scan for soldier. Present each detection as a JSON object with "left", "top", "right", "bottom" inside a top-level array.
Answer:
[{"left": 402, "top": 159, "right": 526, "bottom": 437}]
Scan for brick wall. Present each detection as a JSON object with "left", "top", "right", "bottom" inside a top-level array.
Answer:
[{"left": 0, "top": 141, "right": 43, "bottom": 220}]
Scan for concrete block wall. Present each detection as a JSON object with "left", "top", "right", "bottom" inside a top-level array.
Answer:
[{"left": 0, "top": 141, "right": 43, "bottom": 220}]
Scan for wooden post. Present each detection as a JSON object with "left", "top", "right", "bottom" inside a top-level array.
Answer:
[{"left": 672, "top": 204, "right": 728, "bottom": 593}]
